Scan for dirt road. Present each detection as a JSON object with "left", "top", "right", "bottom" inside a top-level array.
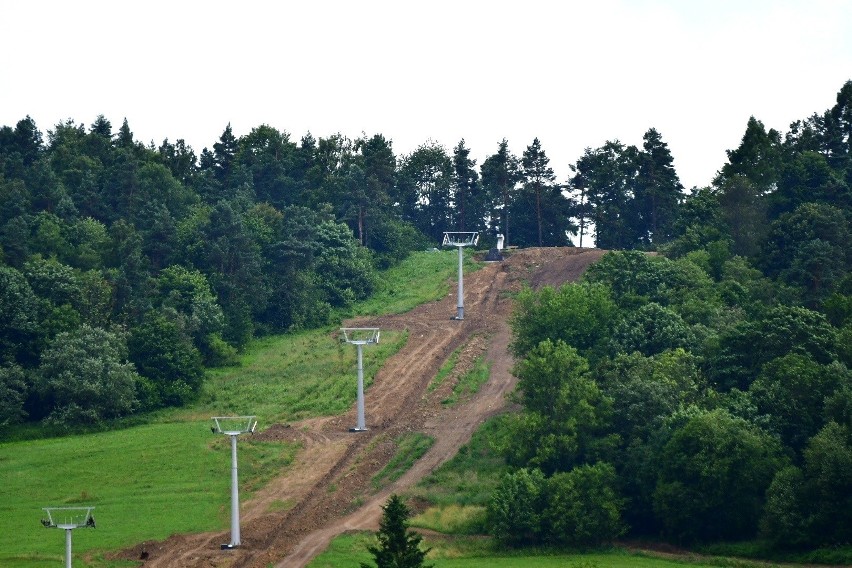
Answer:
[{"left": 123, "top": 247, "right": 605, "bottom": 568}]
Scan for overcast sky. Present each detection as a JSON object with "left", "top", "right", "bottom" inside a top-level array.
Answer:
[{"left": 2, "top": 0, "right": 851, "bottom": 190}]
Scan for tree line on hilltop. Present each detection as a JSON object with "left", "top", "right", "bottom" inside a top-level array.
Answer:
[{"left": 0, "top": 77, "right": 850, "bottom": 466}]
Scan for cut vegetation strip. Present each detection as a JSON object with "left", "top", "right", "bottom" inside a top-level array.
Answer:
[{"left": 371, "top": 432, "right": 436, "bottom": 490}]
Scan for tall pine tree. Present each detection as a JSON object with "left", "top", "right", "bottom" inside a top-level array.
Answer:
[
  {"left": 481, "top": 139, "right": 520, "bottom": 246},
  {"left": 634, "top": 128, "right": 683, "bottom": 245},
  {"left": 362, "top": 494, "right": 432, "bottom": 568}
]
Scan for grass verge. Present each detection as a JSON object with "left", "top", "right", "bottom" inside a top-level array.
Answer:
[
  {"left": 350, "top": 249, "right": 481, "bottom": 317},
  {"left": 189, "top": 327, "right": 407, "bottom": 424},
  {"left": 410, "top": 415, "right": 509, "bottom": 507},
  {"left": 428, "top": 346, "right": 462, "bottom": 393},
  {"left": 307, "top": 532, "right": 761, "bottom": 568},
  {"left": 442, "top": 355, "right": 490, "bottom": 406},
  {"left": 372, "top": 432, "right": 435, "bottom": 491}
]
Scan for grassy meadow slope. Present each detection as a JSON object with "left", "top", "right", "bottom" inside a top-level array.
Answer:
[{"left": 0, "top": 250, "right": 462, "bottom": 567}]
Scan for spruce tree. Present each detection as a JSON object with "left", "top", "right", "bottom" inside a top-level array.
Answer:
[{"left": 361, "top": 494, "right": 432, "bottom": 568}]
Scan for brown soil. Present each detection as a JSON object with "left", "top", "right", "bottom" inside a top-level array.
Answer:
[{"left": 118, "top": 246, "right": 606, "bottom": 568}]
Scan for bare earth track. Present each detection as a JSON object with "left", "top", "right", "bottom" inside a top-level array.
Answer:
[{"left": 122, "top": 247, "right": 606, "bottom": 568}]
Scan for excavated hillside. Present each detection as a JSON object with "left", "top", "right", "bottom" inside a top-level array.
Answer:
[{"left": 121, "top": 246, "right": 606, "bottom": 568}]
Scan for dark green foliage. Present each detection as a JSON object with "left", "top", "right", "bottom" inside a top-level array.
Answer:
[
  {"left": 362, "top": 494, "right": 433, "bottom": 568},
  {"left": 609, "top": 302, "right": 697, "bottom": 356},
  {"left": 709, "top": 305, "right": 837, "bottom": 391},
  {"left": 543, "top": 462, "right": 626, "bottom": 546},
  {"left": 583, "top": 250, "right": 670, "bottom": 306},
  {"left": 487, "top": 463, "right": 626, "bottom": 548},
  {"left": 760, "top": 202, "right": 851, "bottom": 303},
  {"left": 128, "top": 309, "right": 204, "bottom": 409},
  {"left": 717, "top": 175, "right": 769, "bottom": 257},
  {"left": 235, "top": 124, "right": 300, "bottom": 208},
  {"left": 499, "top": 340, "right": 614, "bottom": 475},
  {"left": 634, "top": 128, "right": 683, "bottom": 245},
  {"left": 762, "top": 421, "right": 852, "bottom": 547},
  {"left": 0, "top": 264, "right": 41, "bottom": 365},
  {"left": 761, "top": 465, "right": 808, "bottom": 548},
  {"left": 570, "top": 129, "right": 683, "bottom": 250},
  {"left": 0, "top": 363, "right": 29, "bottom": 425},
  {"left": 596, "top": 349, "right": 704, "bottom": 443},
  {"left": 716, "top": 116, "right": 783, "bottom": 193},
  {"left": 749, "top": 354, "right": 851, "bottom": 453},
  {"left": 515, "top": 138, "right": 574, "bottom": 247},
  {"left": 799, "top": 421, "right": 852, "bottom": 544},
  {"left": 652, "top": 409, "right": 786, "bottom": 543},
  {"left": 663, "top": 188, "right": 729, "bottom": 259},
  {"left": 480, "top": 139, "right": 521, "bottom": 247},
  {"left": 510, "top": 282, "right": 617, "bottom": 360},
  {"left": 366, "top": 216, "right": 428, "bottom": 270},
  {"left": 451, "top": 139, "right": 486, "bottom": 234},
  {"left": 487, "top": 467, "right": 547, "bottom": 546},
  {"left": 571, "top": 140, "right": 642, "bottom": 250},
  {"left": 33, "top": 325, "right": 140, "bottom": 426},
  {"left": 396, "top": 142, "right": 454, "bottom": 243},
  {"left": 772, "top": 151, "right": 849, "bottom": 215},
  {"left": 312, "top": 220, "right": 376, "bottom": 307}
]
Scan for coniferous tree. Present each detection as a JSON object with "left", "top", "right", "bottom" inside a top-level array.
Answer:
[
  {"left": 634, "top": 128, "right": 683, "bottom": 245},
  {"left": 396, "top": 142, "right": 453, "bottom": 243},
  {"left": 573, "top": 141, "right": 641, "bottom": 250},
  {"left": 516, "top": 138, "right": 573, "bottom": 247},
  {"left": 355, "top": 133, "right": 396, "bottom": 248},
  {"left": 715, "top": 116, "right": 782, "bottom": 193},
  {"left": 451, "top": 139, "right": 481, "bottom": 233},
  {"left": 481, "top": 139, "right": 520, "bottom": 246},
  {"left": 211, "top": 123, "right": 239, "bottom": 188},
  {"left": 521, "top": 138, "right": 554, "bottom": 247},
  {"left": 158, "top": 138, "right": 198, "bottom": 187},
  {"left": 362, "top": 494, "right": 432, "bottom": 568}
]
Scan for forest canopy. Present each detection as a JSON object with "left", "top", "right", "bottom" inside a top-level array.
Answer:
[
  {"left": 491, "top": 80, "right": 852, "bottom": 551},
  {"left": 1, "top": 78, "right": 851, "bottom": 537}
]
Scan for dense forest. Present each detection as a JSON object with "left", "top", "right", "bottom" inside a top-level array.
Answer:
[
  {"left": 1, "top": 80, "right": 850, "bottom": 551},
  {"left": 489, "top": 82, "right": 852, "bottom": 552},
  {"left": 0, "top": 90, "right": 691, "bottom": 428}
]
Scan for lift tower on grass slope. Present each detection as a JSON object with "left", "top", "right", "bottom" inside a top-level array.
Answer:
[
  {"left": 211, "top": 415, "right": 257, "bottom": 549},
  {"left": 41, "top": 506, "right": 96, "bottom": 568},
  {"left": 442, "top": 232, "right": 479, "bottom": 320},
  {"left": 341, "top": 327, "right": 380, "bottom": 432}
]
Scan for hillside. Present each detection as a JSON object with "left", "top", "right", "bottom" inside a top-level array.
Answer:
[{"left": 121, "top": 246, "right": 606, "bottom": 568}]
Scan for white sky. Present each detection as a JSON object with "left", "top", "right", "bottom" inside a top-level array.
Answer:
[{"left": 2, "top": 0, "right": 851, "bottom": 190}]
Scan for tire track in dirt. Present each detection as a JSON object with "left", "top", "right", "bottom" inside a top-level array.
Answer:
[{"left": 121, "top": 247, "right": 604, "bottom": 568}]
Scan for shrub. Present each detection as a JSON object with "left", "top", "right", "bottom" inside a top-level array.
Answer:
[{"left": 543, "top": 462, "right": 626, "bottom": 546}]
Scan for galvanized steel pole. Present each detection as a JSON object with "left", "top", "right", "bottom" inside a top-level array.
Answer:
[
  {"left": 64, "top": 529, "right": 72, "bottom": 568},
  {"left": 456, "top": 245, "right": 465, "bottom": 320},
  {"left": 355, "top": 344, "right": 366, "bottom": 431},
  {"left": 230, "top": 434, "right": 240, "bottom": 546}
]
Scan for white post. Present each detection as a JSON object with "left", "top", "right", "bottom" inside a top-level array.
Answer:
[
  {"left": 64, "top": 529, "right": 72, "bottom": 568},
  {"left": 456, "top": 245, "right": 465, "bottom": 320},
  {"left": 230, "top": 434, "right": 240, "bottom": 547},
  {"left": 355, "top": 344, "right": 366, "bottom": 431}
]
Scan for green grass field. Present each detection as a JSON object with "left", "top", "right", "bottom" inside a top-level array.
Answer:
[
  {"left": 0, "top": 325, "right": 405, "bottom": 568},
  {"left": 194, "top": 327, "right": 407, "bottom": 424},
  {"left": 307, "top": 532, "right": 757, "bottom": 568},
  {"left": 0, "top": 249, "right": 467, "bottom": 567},
  {"left": 349, "top": 249, "right": 479, "bottom": 317},
  {"left": 1, "top": 422, "right": 227, "bottom": 567}
]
